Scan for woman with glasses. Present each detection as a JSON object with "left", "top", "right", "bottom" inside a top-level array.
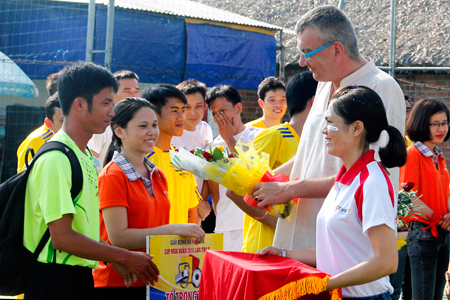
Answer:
[{"left": 400, "top": 98, "right": 450, "bottom": 300}]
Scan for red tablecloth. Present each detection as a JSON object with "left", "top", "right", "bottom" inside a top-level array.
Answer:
[{"left": 198, "top": 250, "right": 341, "bottom": 300}]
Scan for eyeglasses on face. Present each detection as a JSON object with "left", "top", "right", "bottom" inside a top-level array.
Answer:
[
  {"left": 297, "top": 41, "right": 345, "bottom": 61},
  {"left": 429, "top": 122, "right": 449, "bottom": 128}
]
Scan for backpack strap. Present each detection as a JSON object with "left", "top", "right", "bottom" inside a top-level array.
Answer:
[
  {"left": 24, "top": 148, "right": 35, "bottom": 169},
  {"left": 28, "top": 141, "right": 84, "bottom": 256}
]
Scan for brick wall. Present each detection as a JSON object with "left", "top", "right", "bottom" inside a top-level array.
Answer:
[{"left": 239, "top": 89, "right": 260, "bottom": 124}]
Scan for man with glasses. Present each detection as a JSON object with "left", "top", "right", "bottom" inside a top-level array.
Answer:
[{"left": 252, "top": 5, "right": 405, "bottom": 251}]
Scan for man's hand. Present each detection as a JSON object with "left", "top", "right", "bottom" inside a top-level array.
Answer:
[
  {"left": 446, "top": 271, "right": 450, "bottom": 297},
  {"left": 111, "top": 261, "right": 137, "bottom": 287},
  {"left": 213, "top": 112, "right": 235, "bottom": 143},
  {"left": 256, "top": 246, "right": 281, "bottom": 256},
  {"left": 197, "top": 200, "right": 212, "bottom": 222},
  {"left": 121, "top": 252, "right": 160, "bottom": 286},
  {"left": 252, "top": 181, "right": 292, "bottom": 208}
]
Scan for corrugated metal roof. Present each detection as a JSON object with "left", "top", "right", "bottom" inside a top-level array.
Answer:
[
  {"left": 190, "top": 0, "right": 450, "bottom": 68},
  {"left": 52, "top": 0, "right": 288, "bottom": 32}
]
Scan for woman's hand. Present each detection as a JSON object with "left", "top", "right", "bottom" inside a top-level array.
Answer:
[
  {"left": 256, "top": 246, "right": 281, "bottom": 256},
  {"left": 173, "top": 224, "right": 206, "bottom": 244},
  {"left": 438, "top": 213, "right": 450, "bottom": 230}
]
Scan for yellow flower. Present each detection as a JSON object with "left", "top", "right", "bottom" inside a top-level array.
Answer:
[{"left": 216, "top": 145, "right": 225, "bottom": 152}]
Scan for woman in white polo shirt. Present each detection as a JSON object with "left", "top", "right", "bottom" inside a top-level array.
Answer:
[{"left": 258, "top": 86, "right": 407, "bottom": 299}]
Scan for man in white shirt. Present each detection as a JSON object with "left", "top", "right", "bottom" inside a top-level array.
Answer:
[
  {"left": 172, "top": 79, "right": 213, "bottom": 226},
  {"left": 252, "top": 5, "right": 405, "bottom": 251},
  {"left": 88, "top": 70, "right": 140, "bottom": 166},
  {"left": 206, "top": 85, "right": 263, "bottom": 251}
]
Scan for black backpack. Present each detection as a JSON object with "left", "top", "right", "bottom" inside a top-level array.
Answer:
[{"left": 0, "top": 141, "right": 83, "bottom": 296}]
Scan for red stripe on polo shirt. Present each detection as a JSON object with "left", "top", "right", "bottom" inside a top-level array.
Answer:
[
  {"left": 379, "top": 162, "right": 395, "bottom": 207},
  {"left": 355, "top": 167, "right": 369, "bottom": 222}
]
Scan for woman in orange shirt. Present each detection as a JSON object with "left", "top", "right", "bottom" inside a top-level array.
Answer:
[
  {"left": 93, "top": 98, "right": 205, "bottom": 300},
  {"left": 400, "top": 99, "right": 450, "bottom": 300}
]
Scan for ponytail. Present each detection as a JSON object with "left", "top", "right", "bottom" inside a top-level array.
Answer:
[
  {"left": 103, "top": 138, "right": 120, "bottom": 166},
  {"left": 379, "top": 125, "right": 407, "bottom": 168},
  {"left": 331, "top": 86, "right": 407, "bottom": 169}
]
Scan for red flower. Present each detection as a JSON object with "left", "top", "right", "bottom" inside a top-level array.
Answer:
[
  {"left": 190, "top": 150, "right": 195, "bottom": 154},
  {"left": 228, "top": 153, "right": 235, "bottom": 158},
  {"left": 401, "top": 182, "right": 415, "bottom": 192},
  {"left": 202, "top": 152, "right": 212, "bottom": 161}
]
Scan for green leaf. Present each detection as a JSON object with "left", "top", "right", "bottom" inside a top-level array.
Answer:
[{"left": 212, "top": 147, "right": 224, "bottom": 161}]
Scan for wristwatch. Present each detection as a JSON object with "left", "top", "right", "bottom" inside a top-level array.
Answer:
[{"left": 280, "top": 248, "right": 287, "bottom": 257}]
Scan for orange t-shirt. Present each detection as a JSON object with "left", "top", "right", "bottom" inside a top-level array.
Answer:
[
  {"left": 93, "top": 161, "right": 170, "bottom": 288},
  {"left": 400, "top": 145, "right": 450, "bottom": 219}
]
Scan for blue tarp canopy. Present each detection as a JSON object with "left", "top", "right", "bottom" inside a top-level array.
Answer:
[
  {"left": 0, "top": 51, "right": 39, "bottom": 98},
  {"left": 0, "top": 1, "right": 276, "bottom": 89}
]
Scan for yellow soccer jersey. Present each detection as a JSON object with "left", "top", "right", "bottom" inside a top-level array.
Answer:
[
  {"left": 17, "top": 124, "right": 54, "bottom": 173},
  {"left": 245, "top": 118, "right": 267, "bottom": 129},
  {"left": 146, "top": 145, "right": 200, "bottom": 224},
  {"left": 242, "top": 122, "right": 300, "bottom": 253}
]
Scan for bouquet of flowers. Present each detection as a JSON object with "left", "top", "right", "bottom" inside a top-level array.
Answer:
[
  {"left": 170, "top": 139, "right": 297, "bottom": 219},
  {"left": 397, "top": 182, "right": 422, "bottom": 231}
]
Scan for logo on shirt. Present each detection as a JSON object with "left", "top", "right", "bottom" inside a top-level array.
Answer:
[{"left": 335, "top": 205, "right": 351, "bottom": 215}]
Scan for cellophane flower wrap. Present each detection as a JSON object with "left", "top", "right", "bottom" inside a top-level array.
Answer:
[
  {"left": 170, "top": 139, "right": 296, "bottom": 219},
  {"left": 397, "top": 181, "right": 422, "bottom": 231}
]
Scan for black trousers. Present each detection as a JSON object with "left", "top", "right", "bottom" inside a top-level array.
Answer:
[
  {"left": 95, "top": 286, "right": 146, "bottom": 300},
  {"left": 24, "top": 262, "right": 94, "bottom": 300}
]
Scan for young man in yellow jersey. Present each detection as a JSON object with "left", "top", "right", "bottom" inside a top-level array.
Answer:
[
  {"left": 172, "top": 79, "right": 213, "bottom": 225},
  {"left": 246, "top": 77, "right": 287, "bottom": 129},
  {"left": 16, "top": 93, "right": 64, "bottom": 173},
  {"left": 142, "top": 84, "right": 201, "bottom": 225},
  {"left": 233, "top": 71, "right": 317, "bottom": 253}
]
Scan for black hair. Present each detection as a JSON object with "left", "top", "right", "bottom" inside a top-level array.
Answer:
[
  {"left": 46, "top": 72, "right": 60, "bottom": 96},
  {"left": 286, "top": 72, "right": 317, "bottom": 118},
  {"left": 404, "top": 95, "right": 412, "bottom": 107},
  {"left": 103, "top": 97, "right": 157, "bottom": 166},
  {"left": 57, "top": 62, "right": 118, "bottom": 116},
  {"left": 406, "top": 98, "right": 450, "bottom": 142},
  {"left": 44, "top": 92, "right": 61, "bottom": 122},
  {"left": 113, "top": 70, "right": 140, "bottom": 82},
  {"left": 331, "top": 86, "right": 407, "bottom": 168},
  {"left": 257, "top": 77, "right": 285, "bottom": 101},
  {"left": 176, "top": 79, "right": 207, "bottom": 100},
  {"left": 205, "top": 85, "right": 241, "bottom": 108},
  {"left": 141, "top": 84, "right": 187, "bottom": 116}
]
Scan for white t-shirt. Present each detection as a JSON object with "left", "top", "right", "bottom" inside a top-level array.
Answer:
[
  {"left": 211, "top": 125, "right": 263, "bottom": 233},
  {"left": 273, "top": 58, "right": 405, "bottom": 250},
  {"left": 87, "top": 126, "right": 113, "bottom": 168},
  {"left": 172, "top": 121, "right": 213, "bottom": 191},
  {"left": 316, "top": 150, "right": 396, "bottom": 297},
  {"left": 172, "top": 121, "right": 214, "bottom": 151}
]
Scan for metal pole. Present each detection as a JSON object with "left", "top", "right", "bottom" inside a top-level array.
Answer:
[
  {"left": 85, "top": 0, "right": 96, "bottom": 62},
  {"left": 279, "top": 30, "right": 285, "bottom": 82},
  {"left": 105, "top": 0, "right": 115, "bottom": 70},
  {"left": 338, "top": 0, "right": 345, "bottom": 10},
  {"left": 389, "top": 0, "right": 397, "bottom": 78}
]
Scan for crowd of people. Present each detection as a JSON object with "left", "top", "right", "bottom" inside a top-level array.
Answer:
[{"left": 14, "top": 5, "right": 450, "bottom": 300}]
